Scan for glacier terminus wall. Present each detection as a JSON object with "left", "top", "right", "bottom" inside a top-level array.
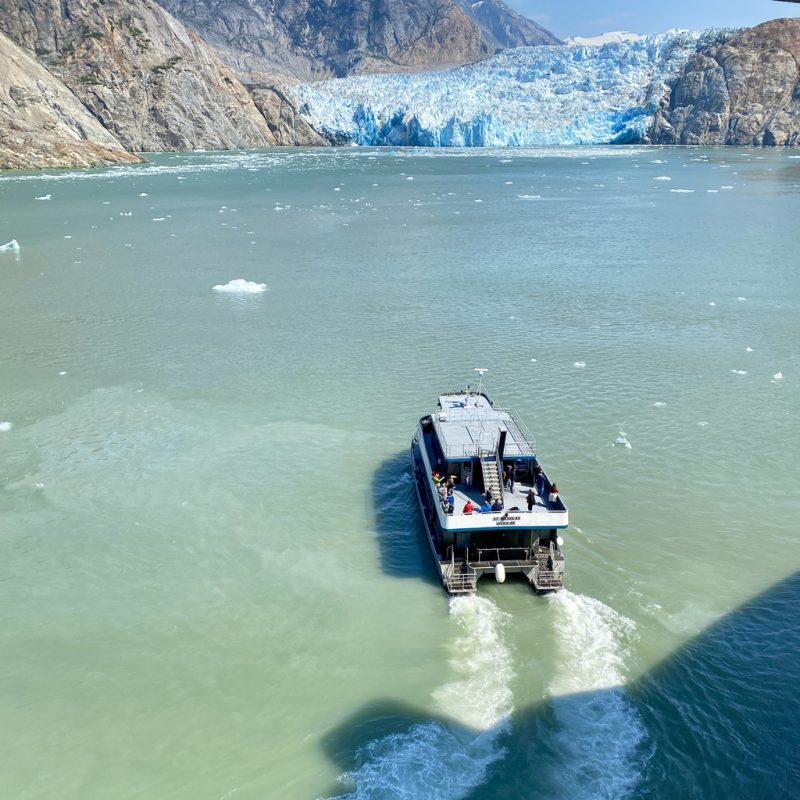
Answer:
[{"left": 286, "top": 32, "right": 725, "bottom": 147}]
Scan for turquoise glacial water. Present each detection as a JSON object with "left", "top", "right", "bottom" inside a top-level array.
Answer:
[{"left": 0, "top": 147, "right": 799, "bottom": 799}]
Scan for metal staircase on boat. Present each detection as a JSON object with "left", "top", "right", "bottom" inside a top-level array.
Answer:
[
  {"left": 442, "top": 551, "right": 478, "bottom": 594},
  {"left": 526, "top": 542, "right": 564, "bottom": 592},
  {"left": 479, "top": 449, "right": 504, "bottom": 500}
]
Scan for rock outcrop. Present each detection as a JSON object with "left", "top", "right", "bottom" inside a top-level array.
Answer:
[
  {"left": 0, "top": 0, "right": 277, "bottom": 153},
  {"left": 156, "top": 0, "right": 560, "bottom": 81},
  {"left": 0, "top": 30, "right": 140, "bottom": 168},
  {"left": 249, "top": 85, "right": 328, "bottom": 146},
  {"left": 651, "top": 18, "right": 800, "bottom": 146}
]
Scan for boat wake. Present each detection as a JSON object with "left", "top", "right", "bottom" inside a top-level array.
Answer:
[
  {"left": 546, "top": 591, "right": 649, "bottom": 800},
  {"left": 329, "top": 596, "right": 513, "bottom": 799}
]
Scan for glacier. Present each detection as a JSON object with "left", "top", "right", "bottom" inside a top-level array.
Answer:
[{"left": 286, "top": 31, "right": 730, "bottom": 147}]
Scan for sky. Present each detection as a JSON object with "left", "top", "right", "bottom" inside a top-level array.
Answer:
[{"left": 507, "top": 0, "right": 800, "bottom": 39}]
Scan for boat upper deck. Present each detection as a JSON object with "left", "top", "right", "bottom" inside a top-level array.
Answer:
[{"left": 433, "top": 392, "right": 536, "bottom": 460}]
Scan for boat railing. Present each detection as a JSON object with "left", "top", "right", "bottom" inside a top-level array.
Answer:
[
  {"left": 475, "top": 546, "right": 534, "bottom": 563},
  {"left": 497, "top": 407, "right": 537, "bottom": 456}
]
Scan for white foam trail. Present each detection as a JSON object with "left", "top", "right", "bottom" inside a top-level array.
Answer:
[
  {"left": 0, "top": 239, "right": 20, "bottom": 252},
  {"left": 212, "top": 279, "right": 267, "bottom": 294},
  {"left": 547, "top": 591, "right": 647, "bottom": 800},
  {"left": 330, "top": 596, "right": 512, "bottom": 800}
]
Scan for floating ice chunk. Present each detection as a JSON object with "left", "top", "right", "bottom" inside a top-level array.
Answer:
[
  {"left": 730, "top": 369, "right": 747, "bottom": 375},
  {"left": 0, "top": 421, "right": 12, "bottom": 432},
  {"left": 505, "top": 181, "right": 513, "bottom": 185},
  {"left": 773, "top": 372, "right": 783, "bottom": 380},
  {"left": 707, "top": 189, "right": 719, "bottom": 193},
  {"left": 119, "top": 211, "right": 133, "bottom": 216},
  {"left": 746, "top": 347, "right": 753, "bottom": 352},
  {"left": 720, "top": 186, "right": 734, "bottom": 190},
  {"left": 669, "top": 188, "right": 694, "bottom": 193},
  {"left": 0, "top": 239, "right": 20, "bottom": 252},
  {"left": 697, "top": 421, "right": 708, "bottom": 427},
  {"left": 517, "top": 194, "right": 542, "bottom": 199},
  {"left": 530, "top": 358, "right": 537, "bottom": 362},
  {"left": 139, "top": 192, "right": 148, "bottom": 197},
  {"left": 152, "top": 217, "right": 165, "bottom": 222},
  {"left": 333, "top": 187, "right": 341, "bottom": 192},
  {"left": 653, "top": 176, "right": 671, "bottom": 181},
  {"left": 574, "top": 361, "right": 586, "bottom": 368},
  {"left": 64, "top": 235, "right": 72, "bottom": 238},
  {"left": 406, "top": 176, "right": 414, "bottom": 181},
  {"left": 737, "top": 297, "right": 746, "bottom": 301},
  {"left": 58, "top": 371, "right": 66, "bottom": 375},
  {"left": 35, "top": 194, "right": 51, "bottom": 200},
  {"left": 614, "top": 434, "right": 632, "bottom": 449},
  {"left": 653, "top": 401, "right": 667, "bottom": 407},
  {"left": 708, "top": 301, "right": 716, "bottom": 307},
  {"left": 212, "top": 279, "right": 267, "bottom": 294}
]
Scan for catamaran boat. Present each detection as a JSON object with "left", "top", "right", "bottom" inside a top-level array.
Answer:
[{"left": 411, "top": 377, "right": 567, "bottom": 594}]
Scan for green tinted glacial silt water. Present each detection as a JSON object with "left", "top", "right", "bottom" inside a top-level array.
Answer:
[{"left": 1, "top": 147, "right": 798, "bottom": 799}]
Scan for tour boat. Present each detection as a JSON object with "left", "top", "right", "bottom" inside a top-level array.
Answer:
[{"left": 411, "top": 375, "right": 567, "bottom": 594}]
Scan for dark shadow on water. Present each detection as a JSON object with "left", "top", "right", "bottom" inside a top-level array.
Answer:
[
  {"left": 320, "top": 572, "right": 800, "bottom": 799},
  {"left": 371, "top": 450, "right": 439, "bottom": 587}
]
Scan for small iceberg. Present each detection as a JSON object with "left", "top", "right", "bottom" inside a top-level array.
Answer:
[
  {"left": 653, "top": 176, "right": 671, "bottom": 181},
  {"left": 614, "top": 433, "right": 632, "bottom": 449},
  {"left": 0, "top": 421, "right": 12, "bottom": 432},
  {"left": 212, "top": 279, "right": 267, "bottom": 294},
  {"left": 773, "top": 372, "right": 783, "bottom": 381},
  {"left": 653, "top": 401, "right": 667, "bottom": 407},
  {"left": 0, "top": 239, "right": 20, "bottom": 252},
  {"left": 573, "top": 361, "right": 586, "bottom": 368},
  {"left": 35, "top": 194, "right": 51, "bottom": 200},
  {"left": 731, "top": 369, "right": 747, "bottom": 375}
]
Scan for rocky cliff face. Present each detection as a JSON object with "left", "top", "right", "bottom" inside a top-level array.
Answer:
[
  {"left": 0, "top": 30, "right": 140, "bottom": 168},
  {"left": 157, "top": 0, "right": 559, "bottom": 81},
  {"left": 651, "top": 18, "right": 800, "bottom": 146},
  {"left": 0, "top": 0, "right": 279, "bottom": 153},
  {"left": 452, "top": 0, "right": 560, "bottom": 50}
]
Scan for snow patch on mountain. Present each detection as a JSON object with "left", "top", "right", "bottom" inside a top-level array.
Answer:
[
  {"left": 564, "top": 31, "right": 647, "bottom": 47},
  {"left": 288, "top": 31, "right": 717, "bottom": 147}
]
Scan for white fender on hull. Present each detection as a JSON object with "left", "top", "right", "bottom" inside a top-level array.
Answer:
[{"left": 495, "top": 562, "right": 506, "bottom": 583}]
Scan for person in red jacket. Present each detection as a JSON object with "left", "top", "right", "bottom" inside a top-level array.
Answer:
[{"left": 463, "top": 499, "right": 475, "bottom": 514}]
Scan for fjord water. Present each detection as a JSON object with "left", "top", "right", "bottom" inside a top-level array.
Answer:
[{"left": 1, "top": 147, "right": 798, "bottom": 799}]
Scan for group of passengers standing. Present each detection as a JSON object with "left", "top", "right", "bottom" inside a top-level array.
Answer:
[{"left": 432, "top": 461, "right": 559, "bottom": 515}]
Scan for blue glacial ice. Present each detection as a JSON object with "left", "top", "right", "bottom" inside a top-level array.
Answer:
[{"left": 286, "top": 31, "right": 723, "bottom": 147}]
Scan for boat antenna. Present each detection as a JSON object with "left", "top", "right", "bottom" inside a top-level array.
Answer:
[{"left": 474, "top": 368, "right": 488, "bottom": 400}]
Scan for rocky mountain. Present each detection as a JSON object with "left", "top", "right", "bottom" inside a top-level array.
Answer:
[
  {"left": 651, "top": 18, "right": 800, "bottom": 146},
  {"left": 0, "top": 0, "right": 325, "bottom": 162},
  {"left": 453, "top": 0, "right": 561, "bottom": 50},
  {"left": 156, "top": 0, "right": 560, "bottom": 81},
  {"left": 0, "top": 29, "right": 139, "bottom": 168}
]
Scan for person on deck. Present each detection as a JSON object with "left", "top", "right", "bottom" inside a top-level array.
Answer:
[
  {"left": 463, "top": 499, "right": 475, "bottom": 514},
  {"left": 549, "top": 483, "right": 559, "bottom": 506},
  {"left": 526, "top": 488, "right": 536, "bottom": 512},
  {"left": 491, "top": 498, "right": 504, "bottom": 512},
  {"left": 506, "top": 462, "right": 515, "bottom": 492},
  {"left": 478, "top": 500, "right": 492, "bottom": 513}
]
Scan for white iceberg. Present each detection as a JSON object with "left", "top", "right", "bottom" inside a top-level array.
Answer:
[
  {"left": 773, "top": 372, "right": 783, "bottom": 381},
  {"left": 0, "top": 239, "right": 20, "bottom": 252},
  {"left": 0, "top": 421, "right": 12, "bottom": 432},
  {"left": 212, "top": 279, "right": 267, "bottom": 294}
]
